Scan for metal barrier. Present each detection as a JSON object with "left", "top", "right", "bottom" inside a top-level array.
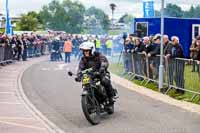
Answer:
[
  {"left": 0, "top": 41, "right": 51, "bottom": 67},
  {"left": 0, "top": 44, "right": 13, "bottom": 64},
  {"left": 115, "top": 52, "right": 200, "bottom": 102},
  {"left": 165, "top": 58, "right": 200, "bottom": 100}
]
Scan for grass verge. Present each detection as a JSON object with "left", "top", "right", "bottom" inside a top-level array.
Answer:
[{"left": 109, "top": 63, "right": 200, "bottom": 105}]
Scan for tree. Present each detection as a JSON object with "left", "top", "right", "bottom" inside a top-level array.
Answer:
[
  {"left": 17, "top": 11, "right": 40, "bottom": 31},
  {"left": 39, "top": 0, "right": 85, "bottom": 33},
  {"left": 85, "top": 6, "right": 110, "bottom": 34},
  {"left": 118, "top": 14, "right": 133, "bottom": 24},
  {"left": 155, "top": 4, "right": 200, "bottom": 18},
  {"left": 184, "top": 5, "right": 200, "bottom": 18},
  {"left": 164, "top": 4, "right": 183, "bottom": 17}
]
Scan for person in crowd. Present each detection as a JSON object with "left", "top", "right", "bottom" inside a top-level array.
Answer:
[
  {"left": 163, "top": 35, "right": 173, "bottom": 55},
  {"left": 147, "top": 34, "right": 161, "bottom": 80},
  {"left": 165, "top": 36, "right": 185, "bottom": 94},
  {"left": 72, "top": 35, "right": 80, "bottom": 59},
  {"left": 51, "top": 37, "right": 60, "bottom": 61},
  {"left": 133, "top": 37, "right": 144, "bottom": 80},
  {"left": 190, "top": 37, "right": 199, "bottom": 72},
  {"left": 0, "top": 34, "right": 4, "bottom": 63},
  {"left": 142, "top": 36, "right": 155, "bottom": 79},
  {"left": 162, "top": 35, "right": 173, "bottom": 87},
  {"left": 63, "top": 37, "right": 72, "bottom": 63},
  {"left": 16, "top": 36, "right": 22, "bottom": 61},
  {"left": 95, "top": 36, "right": 101, "bottom": 52},
  {"left": 22, "top": 37, "right": 28, "bottom": 61},
  {"left": 106, "top": 36, "right": 113, "bottom": 57},
  {"left": 122, "top": 37, "right": 134, "bottom": 73}
]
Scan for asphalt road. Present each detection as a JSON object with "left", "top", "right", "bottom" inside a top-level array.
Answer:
[{"left": 21, "top": 60, "right": 200, "bottom": 133}]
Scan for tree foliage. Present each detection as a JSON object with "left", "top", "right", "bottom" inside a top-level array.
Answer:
[
  {"left": 17, "top": 11, "right": 40, "bottom": 31},
  {"left": 85, "top": 6, "right": 110, "bottom": 34},
  {"left": 39, "top": 0, "right": 85, "bottom": 33},
  {"left": 118, "top": 14, "right": 134, "bottom": 24},
  {"left": 155, "top": 4, "right": 200, "bottom": 18}
]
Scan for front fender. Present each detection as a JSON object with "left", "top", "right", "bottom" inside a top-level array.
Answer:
[{"left": 81, "top": 87, "right": 89, "bottom": 96}]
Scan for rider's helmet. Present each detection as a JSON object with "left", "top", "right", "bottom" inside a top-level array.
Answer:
[{"left": 79, "top": 41, "right": 96, "bottom": 57}]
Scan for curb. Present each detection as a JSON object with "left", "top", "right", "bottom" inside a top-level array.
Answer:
[
  {"left": 16, "top": 58, "right": 65, "bottom": 133},
  {"left": 111, "top": 73, "right": 200, "bottom": 115}
]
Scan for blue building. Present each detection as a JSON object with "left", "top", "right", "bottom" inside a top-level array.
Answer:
[{"left": 133, "top": 17, "right": 200, "bottom": 57}]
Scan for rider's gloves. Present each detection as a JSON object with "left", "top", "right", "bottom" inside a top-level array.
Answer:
[
  {"left": 75, "top": 77, "right": 81, "bottom": 82},
  {"left": 99, "top": 67, "right": 106, "bottom": 74}
]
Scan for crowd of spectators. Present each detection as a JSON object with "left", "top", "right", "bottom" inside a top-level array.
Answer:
[
  {"left": 0, "top": 32, "right": 53, "bottom": 63},
  {"left": 122, "top": 33, "right": 200, "bottom": 94},
  {"left": 0, "top": 32, "right": 117, "bottom": 66}
]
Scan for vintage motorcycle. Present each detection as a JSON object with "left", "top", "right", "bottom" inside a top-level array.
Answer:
[{"left": 68, "top": 68, "right": 118, "bottom": 125}]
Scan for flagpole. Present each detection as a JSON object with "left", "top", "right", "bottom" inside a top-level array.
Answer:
[{"left": 5, "top": 0, "right": 12, "bottom": 35}]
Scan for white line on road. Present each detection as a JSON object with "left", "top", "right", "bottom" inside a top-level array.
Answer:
[
  {"left": 0, "top": 120, "right": 46, "bottom": 131},
  {"left": 0, "top": 102, "right": 22, "bottom": 105}
]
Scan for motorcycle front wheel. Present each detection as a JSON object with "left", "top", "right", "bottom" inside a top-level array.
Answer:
[{"left": 81, "top": 95, "right": 101, "bottom": 125}]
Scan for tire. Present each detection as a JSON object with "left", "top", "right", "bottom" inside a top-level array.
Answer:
[
  {"left": 81, "top": 95, "right": 101, "bottom": 125},
  {"left": 107, "top": 104, "right": 114, "bottom": 115}
]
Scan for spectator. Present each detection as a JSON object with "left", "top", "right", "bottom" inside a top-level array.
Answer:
[
  {"left": 147, "top": 34, "right": 161, "bottom": 80},
  {"left": 190, "top": 37, "right": 199, "bottom": 72},
  {"left": 142, "top": 36, "right": 155, "bottom": 55},
  {"left": 106, "top": 37, "right": 113, "bottom": 57},
  {"left": 64, "top": 38, "right": 72, "bottom": 63},
  {"left": 142, "top": 36, "right": 155, "bottom": 79},
  {"left": 95, "top": 36, "right": 101, "bottom": 52},
  {"left": 16, "top": 36, "right": 22, "bottom": 61},
  {"left": 166, "top": 36, "right": 185, "bottom": 94},
  {"left": 163, "top": 35, "right": 173, "bottom": 55},
  {"left": 22, "top": 37, "right": 28, "bottom": 61},
  {"left": 72, "top": 35, "right": 80, "bottom": 58},
  {"left": 133, "top": 37, "right": 144, "bottom": 80},
  {"left": 51, "top": 37, "right": 60, "bottom": 61}
]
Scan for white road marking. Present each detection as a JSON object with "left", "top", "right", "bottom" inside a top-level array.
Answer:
[
  {"left": 0, "top": 120, "right": 46, "bottom": 131},
  {"left": 0, "top": 117, "right": 34, "bottom": 120},
  {"left": 41, "top": 68, "right": 50, "bottom": 71},
  {"left": 0, "top": 102, "right": 22, "bottom": 105},
  {"left": 54, "top": 64, "right": 68, "bottom": 71}
]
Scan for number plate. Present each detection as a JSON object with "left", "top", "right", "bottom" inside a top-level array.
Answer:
[{"left": 82, "top": 75, "right": 90, "bottom": 85}]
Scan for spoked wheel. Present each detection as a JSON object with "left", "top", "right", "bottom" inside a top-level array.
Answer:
[{"left": 81, "top": 95, "right": 101, "bottom": 125}]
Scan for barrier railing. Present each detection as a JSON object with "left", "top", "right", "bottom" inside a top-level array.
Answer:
[
  {"left": 0, "top": 42, "right": 51, "bottom": 66},
  {"left": 0, "top": 44, "right": 13, "bottom": 64},
  {"left": 114, "top": 52, "right": 200, "bottom": 102}
]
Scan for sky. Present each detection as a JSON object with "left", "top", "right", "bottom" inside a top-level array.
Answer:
[{"left": 0, "top": 0, "right": 199, "bottom": 18}]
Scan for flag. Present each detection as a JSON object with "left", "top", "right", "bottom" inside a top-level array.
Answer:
[
  {"left": 5, "top": 0, "right": 13, "bottom": 35},
  {"left": 143, "top": 0, "right": 155, "bottom": 18}
]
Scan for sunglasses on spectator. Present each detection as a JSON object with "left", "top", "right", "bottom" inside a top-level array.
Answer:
[{"left": 83, "top": 50, "right": 90, "bottom": 52}]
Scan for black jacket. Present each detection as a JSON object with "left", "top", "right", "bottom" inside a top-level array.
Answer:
[
  {"left": 142, "top": 43, "right": 155, "bottom": 54},
  {"left": 149, "top": 43, "right": 160, "bottom": 56},
  {"left": 170, "top": 44, "right": 184, "bottom": 58},
  {"left": 78, "top": 52, "right": 109, "bottom": 73}
]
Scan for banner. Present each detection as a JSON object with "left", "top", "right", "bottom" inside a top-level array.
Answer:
[{"left": 143, "top": 0, "right": 155, "bottom": 18}]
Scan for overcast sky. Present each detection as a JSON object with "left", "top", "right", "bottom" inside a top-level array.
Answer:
[{"left": 0, "top": 0, "right": 199, "bottom": 18}]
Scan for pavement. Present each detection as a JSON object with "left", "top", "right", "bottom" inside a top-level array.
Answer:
[{"left": 0, "top": 57, "right": 63, "bottom": 133}]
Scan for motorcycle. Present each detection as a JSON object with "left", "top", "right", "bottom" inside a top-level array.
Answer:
[{"left": 68, "top": 68, "right": 117, "bottom": 125}]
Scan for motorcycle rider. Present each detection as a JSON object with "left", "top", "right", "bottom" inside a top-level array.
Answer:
[{"left": 76, "top": 42, "right": 117, "bottom": 105}]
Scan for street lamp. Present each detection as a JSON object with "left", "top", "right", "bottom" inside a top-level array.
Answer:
[
  {"left": 110, "top": 3, "right": 117, "bottom": 30},
  {"left": 159, "top": 0, "right": 165, "bottom": 90}
]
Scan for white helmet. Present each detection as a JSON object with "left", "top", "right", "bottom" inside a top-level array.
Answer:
[{"left": 79, "top": 41, "right": 96, "bottom": 53}]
